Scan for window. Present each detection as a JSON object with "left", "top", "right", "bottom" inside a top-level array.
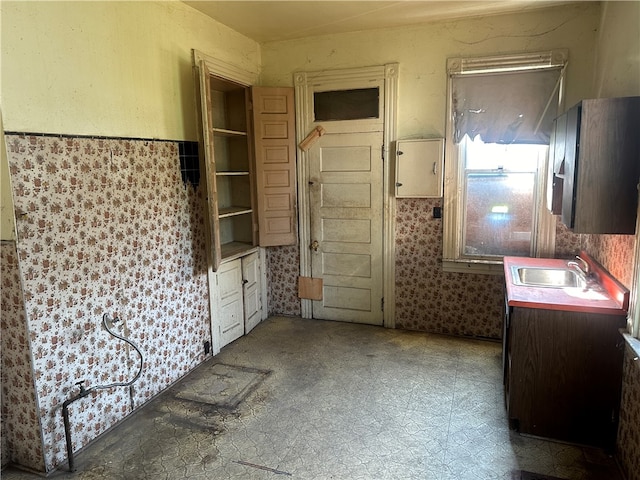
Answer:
[
  {"left": 313, "top": 87, "right": 380, "bottom": 121},
  {"left": 443, "top": 51, "right": 567, "bottom": 274}
]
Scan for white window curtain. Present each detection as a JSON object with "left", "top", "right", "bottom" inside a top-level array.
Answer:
[{"left": 452, "top": 69, "right": 563, "bottom": 145}]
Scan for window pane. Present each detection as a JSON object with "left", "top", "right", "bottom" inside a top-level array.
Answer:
[
  {"left": 314, "top": 88, "right": 379, "bottom": 121},
  {"left": 463, "top": 172, "right": 535, "bottom": 257},
  {"left": 464, "top": 137, "right": 541, "bottom": 172}
]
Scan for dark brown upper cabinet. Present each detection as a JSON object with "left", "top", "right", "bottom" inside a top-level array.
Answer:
[{"left": 549, "top": 96, "right": 640, "bottom": 234}]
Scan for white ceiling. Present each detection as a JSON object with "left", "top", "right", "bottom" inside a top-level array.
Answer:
[{"left": 183, "top": 1, "right": 576, "bottom": 43}]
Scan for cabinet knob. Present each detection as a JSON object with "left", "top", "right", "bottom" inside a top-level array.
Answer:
[
  {"left": 310, "top": 240, "right": 319, "bottom": 252},
  {"left": 396, "top": 182, "right": 403, "bottom": 187}
]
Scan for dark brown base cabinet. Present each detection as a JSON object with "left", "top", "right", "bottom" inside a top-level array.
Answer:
[{"left": 504, "top": 306, "right": 626, "bottom": 449}]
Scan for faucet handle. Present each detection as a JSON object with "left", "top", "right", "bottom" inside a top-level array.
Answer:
[
  {"left": 75, "top": 380, "right": 86, "bottom": 394},
  {"left": 575, "top": 255, "right": 590, "bottom": 275}
]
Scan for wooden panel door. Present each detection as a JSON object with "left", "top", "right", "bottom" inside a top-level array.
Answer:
[
  {"left": 252, "top": 87, "right": 297, "bottom": 246},
  {"left": 195, "top": 59, "right": 222, "bottom": 270},
  {"left": 216, "top": 259, "right": 244, "bottom": 347},
  {"left": 242, "top": 251, "right": 262, "bottom": 334},
  {"left": 308, "top": 132, "right": 384, "bottom": 325}
]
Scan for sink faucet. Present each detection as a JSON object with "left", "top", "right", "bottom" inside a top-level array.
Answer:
[{"left": 568, "top": 255, "right": 590, "bottom": 278}]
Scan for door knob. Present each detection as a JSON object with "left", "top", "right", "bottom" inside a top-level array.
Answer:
[{"left": 310, "top": 240, "right": 319, "bottom": 252}]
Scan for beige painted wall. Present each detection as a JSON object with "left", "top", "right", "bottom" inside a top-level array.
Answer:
[
  {"left": 0, "top": 1, "right": 261, "bottom": 140},
  {"left": 259, "top": 3, "right": 600, "bottom": 140},
  {"left": 593, "top": 1, "right": 640, "bottom": 98}
]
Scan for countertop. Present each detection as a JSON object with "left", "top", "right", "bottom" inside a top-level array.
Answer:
[{"left": 503, "top": 254, "right": 629, "bottom": 316}]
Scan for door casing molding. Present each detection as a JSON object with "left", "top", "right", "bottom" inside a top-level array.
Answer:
[{"left": 294, "top": 64, "right": 398, "bottom": 328}]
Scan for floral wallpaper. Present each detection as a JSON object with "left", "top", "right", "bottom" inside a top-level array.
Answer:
[
  {"left": 583, "top": 233, "right": 635, "bottom": 289},
  {"left": 554, "top": 219, "right": 584, "bottom": 259},
  {"left": 554, "top": 218, "right": 635, "bottom": 289},
  {"left": 267, "top": 198, "right": 507, "bottom": 339},
  {"left": 394, "top": 198, "right": 505, "bottom": 339},
  {"left": 1, "top": 242, "right": 44, "bottom": 471},
  {"left": 266, "top": 245, "right": 301, "bottom": 317},
  {"left": 3, "top": 134, "right": 210, "bottom": 472},
  {"left": 2, "top": 133, "right": 638, "bottom": 476}
]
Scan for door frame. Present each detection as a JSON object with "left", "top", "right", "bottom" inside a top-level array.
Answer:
[{"left": 294, "top": 64, "right": 399, "bottom": 328}]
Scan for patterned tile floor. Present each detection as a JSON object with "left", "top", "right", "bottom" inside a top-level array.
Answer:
[{"left": 3, "top": 316, "right": 623, "bottom": 479}]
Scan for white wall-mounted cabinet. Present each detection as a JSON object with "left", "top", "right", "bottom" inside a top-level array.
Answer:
[{"left": 395, "top": 138, "right": 444, "bottom": 197}]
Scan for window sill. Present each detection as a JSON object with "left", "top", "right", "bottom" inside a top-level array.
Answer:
[{"left": 442, "top": 259, "right": 505, "bottom": 275}]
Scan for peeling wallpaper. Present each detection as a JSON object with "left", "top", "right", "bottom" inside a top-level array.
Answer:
[{"left": 2, "top": 135, "right": 210, "bottom": 472}]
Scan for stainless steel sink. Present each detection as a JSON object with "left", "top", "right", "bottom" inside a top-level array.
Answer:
[{"left": 511, "top": 266, "right": 587, "bottom": 288}]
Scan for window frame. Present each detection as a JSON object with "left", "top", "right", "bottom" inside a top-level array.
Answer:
[{"left": 442, "top": 50, "right": 568, "bottom": 274}]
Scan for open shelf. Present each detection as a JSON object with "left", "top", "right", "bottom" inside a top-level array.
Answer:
[
  {"left": 216, "top": 171, "right": 250, "bottom": 176},
  {"left": 219, "top": 206, "right": 253, "bottom": 218},
  {"left": 212, "top": 135, "right": 249, "bottom": 172},
  {"left": 212, "top": 127, "right": 247, "bottom": 137},
  {"left": 221, "top": 241, "right": 256, "bottom": 261}
]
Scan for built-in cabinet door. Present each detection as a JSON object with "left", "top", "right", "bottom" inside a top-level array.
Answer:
[
  {"left": 251, "top": 87, "right": 297, "bottom": 246},
  {"left": 395, "top": 139, "right": 444, "bottom": 198},
  {"left": 560, "top": 105, "right": 580, "bottom": 230},
  {"left": 546, "top": 115, "right": 565, "bottom": 214},
  {"left": 216, "top": 259, "right": 244, "bottom": 347},
  {"left": 506, "top": 306, "right": 625, "bottom": 448},
  {"left": 242, "top": 251, "right": 262, "bottom": 333},
  {"left": 554, "top": 96, "right": 640, "bottom": 233},
  {"left": 215, "top": 251, "right": 264, "bottom": 349},
  {"left": 195, "top": 58, "right": 222, "bottom": 270}
]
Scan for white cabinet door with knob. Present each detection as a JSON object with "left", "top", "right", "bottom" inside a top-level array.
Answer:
[
  {"left": 395, "top": 139, "right": 444, "bottom": 197},
  {"left": 214, "top": 250, "right": 264, "bottom": 349},
  {"left": 216, "top": 258, "right": 245, "bottom": 347},
  {"left": 242, "top": 251, "right": 262, "bottom": 334}
]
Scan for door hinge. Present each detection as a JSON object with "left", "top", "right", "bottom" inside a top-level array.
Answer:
[
  {"left": 381, "top": 297, "right": 384, "bottom": 311},
  {"left": 381, "top": 144, "right": 385, "bottom": 161}
]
